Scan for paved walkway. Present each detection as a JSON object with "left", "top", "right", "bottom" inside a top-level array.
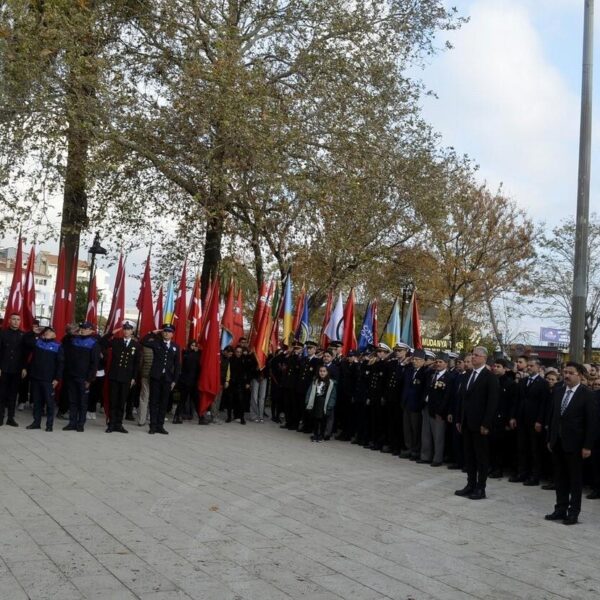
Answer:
[{"left": 0, "top": 415, "right": 599, "bottom": 600}]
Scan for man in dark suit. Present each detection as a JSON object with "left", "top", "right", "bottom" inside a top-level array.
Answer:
[
  {"left": 455, "top": 346, "right": 499, "bottom": 500},
  {"left": 545, "top": 362, "right": 597, "bottom": 525},
  {"left": 102, "top": 321, "right": 141, "bottom": 433},
  {"left": 142, "top": 324, "right": 181, "bottom": 434},
  {"left": 509, "top": 358, "right": 551, "bottom": 486}
]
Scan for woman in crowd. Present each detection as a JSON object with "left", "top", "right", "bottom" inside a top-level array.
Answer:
[{"left": 305, "top": 365, "right": 337, "bottom": 443}]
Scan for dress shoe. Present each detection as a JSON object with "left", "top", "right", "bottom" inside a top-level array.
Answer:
[
  {"left": 350, "top": 438, "right": 360, "bottom": 445},
  {"left": 563, "top": 514, "right": 579, "bottom": 526},
  {"left": 125, "top": 413, "right": 134, "bottom": 421},
  {"left": 115, "top": 425, "right": 128, "bottom": 434},
  {"left": 454, "top": 486, "right": 474, "bottom": 497},
  {"left": 488, "top": 469, "right": 503, "bottom": 479},
  {"left": 62, "top": 424, "right": 77, "bottom": 431},
  {"left": 586, "top": 489, "right": 600, "bottom": 499},
  {"left": 416, "top": 459, "right": 431, "bottom": 464},
  {"left": 430, "top": 462, "right": 443, "bottom": 467},
  {"left": 45, "top": 426, "right": 53, "bottom": 432},
  {"left": 544, "top": 510, "right": 567, "bottom": 521},
  {"left": 508, "top": 475, "right": 526, "bottom": 483},
  {"left": 468, "top": 489, "right": 486, "bottom": 500},
  {"left": 399, "top": 451, "right": 411, "bottom": 458},
  {"left": 172, "top": 416, "right": 182, "bottom": 424},
  {"left": 198, "top": 417, "right": 209, "bottom": 425},
  {"left": 240, "top": 419, "right": 246, "bottom": 425},
  {"left": 105, "top": 426, "right": 113, "bottom": 433},
  {"left": 323, "top": 435, "right": 330, "bottom": 441},
  {"left": 76, "top": 425, "right": 84, "bottom": 432},
  {"left": 157, "top": 428, "right": 169, "bottom": 434},
  {"left": 148, "top": 428, "right": 155, "bottom": 434},
  {"left": 26, "top": 423, "right": 41, "bottom": 430},
  {"left": 6, "top": 419, "right": 18, "bottom": 427},
  {"left": 0, "top": 420, "right": 3, "bottom": 426},
  {"left": 380, "top": 446, "right": 392, "bottom": 454},
  {"left": 523, "top": 479, "right": 540, "bottom": 487},
  {"left": 446, "top": 463, "right": 461, "bottom": 470},
  {"left": 542, "top": 483, "right": 557, "bottom": 491}
]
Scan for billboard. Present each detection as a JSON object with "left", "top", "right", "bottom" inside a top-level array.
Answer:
[{"left": 540, "top": 327, "right": 569, "bottom": 344}]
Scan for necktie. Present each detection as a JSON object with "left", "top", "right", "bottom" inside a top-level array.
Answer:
[
  {"left": 560, "top": 389, "right": 573, "bottom": 415},
  {"left": 467, "top": 371, "right": 476, "bottom": 390},
  {"left": 527, "top": 377, "right": 534, "bottom": 387}
]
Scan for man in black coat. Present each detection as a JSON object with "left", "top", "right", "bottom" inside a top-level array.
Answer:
[
  {"left": 102, "top": 321, "right": 141, "bottom": 433},
  {"left": 0, "top": 313, "right": 27, "bottom": 426},
  {"left": 142, "top": 324, "right": 181, "bottom": 434},
  {"left": 490, "top": 358, "right": 518, "bottom": 478},
  {"left": 62, "top": 321, "right": 100, "bottom": 432},
  {"left": 545, "top": 362, "right": 597, "bottom": 525},
  {"left": 509, "top": 358, "right": 551, "bottom": 486},
  {"left": 455, "top": 346, "right": 499, "bottom": 500}
]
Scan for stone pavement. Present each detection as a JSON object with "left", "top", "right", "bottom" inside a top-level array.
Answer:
[{"left": 0, "top": 416, "right": 599, "bottom": 600}]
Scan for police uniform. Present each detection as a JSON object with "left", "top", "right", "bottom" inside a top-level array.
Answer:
[
  {"left": 142, "top": 327, "right": 181, "bottom": 434},
  {"left": 25, "top": 329, "right": 64, "bottom": 431},
  {"left": 62, "top": 324, "right": 100, "bottom": 431},
  {"left": 102, "top": 323, "right": 141, "bottom": 433}
]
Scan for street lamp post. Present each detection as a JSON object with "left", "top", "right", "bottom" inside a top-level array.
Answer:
[
  {"left": 87, "top": 232, "right": 107, "bottom": 300},
  {"left": 570, "top": 0, "right": 594, "bottom": 363}
]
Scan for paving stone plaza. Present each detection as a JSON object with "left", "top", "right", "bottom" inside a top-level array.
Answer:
[{"left": 0, "top": 418, "right": 599, "bottom": 600}]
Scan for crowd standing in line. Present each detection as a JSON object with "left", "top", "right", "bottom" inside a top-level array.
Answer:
[{"left": 0, "top": 313, "right": 598, "bottom": 525}]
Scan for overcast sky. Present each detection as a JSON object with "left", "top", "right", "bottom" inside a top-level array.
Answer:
[
  {"left": 421, "top": 0, "right": 595, "bottom": 226},
  {"left": 417, "top": 0, "right": 597, "bottom": 341}
]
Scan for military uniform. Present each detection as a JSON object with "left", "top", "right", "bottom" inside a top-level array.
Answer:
[
  {"left": 383, "top": 357, "right": 405, "bottom": 454},
  {"left": 142, "top": 331, "right": 181, "bottom": 433},
  {"left": 366, "top": 357, "right": 388, "bottom": 450},
  {"left": 102, "top": 330, "right": 141, "bottom": 432}
]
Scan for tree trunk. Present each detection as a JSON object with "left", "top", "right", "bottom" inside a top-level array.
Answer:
[
  {"left": 250, "top": 228, "right": 264, "bottom": 293},
  {"left": 201, "top": 213, "right": 224, "bottom": 300},
  {"left": 485, "top": 296, "right": 504, "bottom": 354},
  {"left": 59, "top": 98, "right": 90, "bottom": 290}
]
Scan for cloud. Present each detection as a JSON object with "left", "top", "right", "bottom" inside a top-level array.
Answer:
[{"left": 421, "top": 0, "right": 581, "bottom": 222}]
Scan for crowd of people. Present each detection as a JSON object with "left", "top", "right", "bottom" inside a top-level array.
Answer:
[{"left": 0, "top": 312, "right": 598, "bottom": 525}]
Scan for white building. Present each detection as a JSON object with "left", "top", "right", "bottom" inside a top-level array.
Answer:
[{"left": 0, "top": 246, "right": 111, "bottom": 322}]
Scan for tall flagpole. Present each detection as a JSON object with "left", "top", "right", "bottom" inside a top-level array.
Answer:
[{"left": 570, "top": 0, "right": 594, "bottom": 362}]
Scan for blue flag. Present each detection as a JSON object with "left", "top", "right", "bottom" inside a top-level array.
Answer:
[
  {"left": 296, "top": 298, "right": 310, "bottom": 343},
  {"left": 358, "top": 301, "right": 375, "bottom": 352}
]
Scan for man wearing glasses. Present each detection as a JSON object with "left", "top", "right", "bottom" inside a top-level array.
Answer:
[{"left": 455, "top": 346, "right": 499, "bottom": 500}]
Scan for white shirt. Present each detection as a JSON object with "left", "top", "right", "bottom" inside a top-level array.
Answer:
[
  {"left": 561, "top": 383, "right": 580, "bottom": 413},
  {"left": 467, "top": 366, "right": 485, "bottom": 389},
  {"left": 435, "top": 369, "right": 447, "bottom": 381}
]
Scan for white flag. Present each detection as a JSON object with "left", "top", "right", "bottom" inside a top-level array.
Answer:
[{"left": 324, "top": 292, "right": 344, "bottom": 342}]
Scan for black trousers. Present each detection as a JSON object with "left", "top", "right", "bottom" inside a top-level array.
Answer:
[
  {"left": 553, "top": 439, "right": 584, "bottom": 515},
  {"left": 0, "top": 372, "right": 20, "bottom": 421},
  {"left": 174, "top": 383, "right": 197, "bottom": 419},
  {"left": 31, "top": 380, "right": 55, "bottom": 427},
  {"left": 517, "top": 422, "right": 543, "bottom": 480},
  {"left": 387, "top": 400, "right": 403, "bottom": 452},
  {"left": 590, "top": 440, "right": 600, "bottom": 492},
  {"left": 67, "top": 378, "right": 88, "bottom": 427},
  {"left": 313, "top": 415, "right": 325, "bottom": 439},
  {"left": 109, "top": 380, "right": 131, "bottom": 426},
  {"left": 149, "top": 377, "right": 171, "bottom": 429},
  {"left": 463, "top": 427, "right": 490, "bottom": 490}
]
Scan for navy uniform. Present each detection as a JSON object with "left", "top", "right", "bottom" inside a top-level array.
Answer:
[
  {"left": 366, "top": 344, "right": 390, "bottom": 450},
  {"left": 25, "top": 327, "right": 64, "bottom": 431},
  {"left": 102, "top": 322, "right": 141, "bottom": 433},
  {"left": 62, "top": 322, "right": 100, "bottom": 432},
  {"left": 383, "top": 344, "right": 409, "bottom": 454},
  {"left": 142, "top": 325, "right": 181, "bottom": 434},
  {"left": 297, "top": 341, "right": 321, "bottom": 432},
  {"left": 0, "top": 315, "right": 27, "bottom": 426},
  {"left": 283, "top": 344, "right": 304, "bottom": 429}
]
